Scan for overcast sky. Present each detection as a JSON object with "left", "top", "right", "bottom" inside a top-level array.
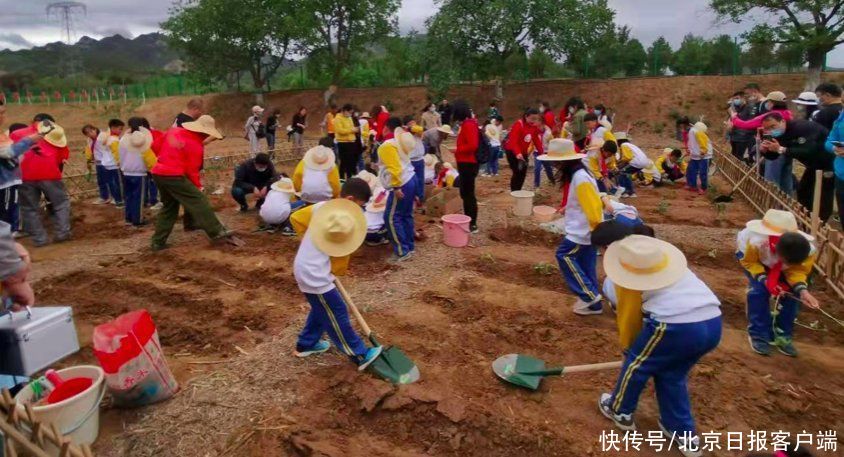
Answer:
[{"left": 2, "top": 0, "right": 844, "bottom": 66}]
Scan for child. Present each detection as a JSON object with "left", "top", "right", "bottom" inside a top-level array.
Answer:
[
  {"left": 377, "top": 119, "right": 417, "bottom": 262},
  {"left": 409, "top": 125, "right": 426, "bottom": 203},
  {"left": 686, "top": 121, "right": 712, "bottom": 195},
  {"left": 293, "top": 145, "right": 341, "bottom": 204},
  {"left": 118, "top": 117, "right": 157, "bottom": 226},
  {"left": 483, "top": 118, "right": 502, "bottom": 177},
  {"left": 539, "top": 139, "right": 604, "bottom": 315},
  {"left": 655, "top": 148, "right": 687, "bottom": 185},
  {"left": 100, "top": 119, "right": 124, "bottom": 206},
  {"left": 364, "top": 190, "right": 390, "bottom": 246},
  {"left": 599, "top": 235, "right": 721, "bottom": 457},
  {"left": 584, "top": 112, "right": 616, "bottom": 149},
  {"left": 436, "top": 162, "right": 459, "bottom": 188},
  {"left": 0, "top": 121, "right": 40, "bottom": 235},
  {"left": 423, "top": 154, "right": 438, "bottom": 185},
  {"left": 259, "top": 177, "right": 303, "bottom": 236},
  {"left": 82, "top": 124, "right": 111, "bottom": 205},
  {"left": 601, "top": 194, "right": 643, "bottom": 227},
  {"left": 291, "top": 180, "right": 382, "bottom": 369},
  {"left": 586, "top": 140, "right": 619, "bottom": 194},
  {"left": 533, "top": 123, "right": 556, "bottom": 187},
  {"left": 737, "top": 209, "right": 820, "bottom": 357},
  {"left": 615, "top": 133, "right": 652, "bottom": 196}
]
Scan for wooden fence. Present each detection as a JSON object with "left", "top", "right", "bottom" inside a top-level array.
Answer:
[
  {"left": 62, "top": 140, "right": 318, "bottom": 198},
  {"left": 713, "top": 148, "right": 844, "bottom": 301},
  {"left": 0, "top": 389, "right": 94, "bottom": 457}
]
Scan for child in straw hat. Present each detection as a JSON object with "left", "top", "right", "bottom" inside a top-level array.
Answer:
[
  {"left": 737, "top": 209, "right": 820, "bottom": 357},
  {"left": 685, "top": 121, "right": 713, "bottom": 195},
  {"left": 259, "top": 177, "right": 304, "bottom": 236},
  {"left": 423, "top": 154, "right": 438, "bottom": 185},
  {"left": 599, "top": 235, "right": 722, "bottom": 457},
  {"left": 376, "top": 118, "right": 418, "bottom": 262},
  {"left": 118, "top": 117, "right": 157, "bottom": 227},
  {"left": 539, "top": 139, "right": 605, "bottom": 315},
  {"left": 291, "top": 179, "right": 383, "bottom": 369},
  {"left": 364, "top": 190, "right": 390, "bottom": 246},
  {"left": 293, "top": 145, "right": 341, "bottom": 205}
]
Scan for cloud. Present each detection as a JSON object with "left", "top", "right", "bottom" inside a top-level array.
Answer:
[{"left": 0, "top": 33, "right": 33, "bottom": 50}]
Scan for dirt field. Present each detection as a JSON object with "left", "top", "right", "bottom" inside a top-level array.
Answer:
[{"left": 20, "top": 125, "right": 842, "bottom": 457}]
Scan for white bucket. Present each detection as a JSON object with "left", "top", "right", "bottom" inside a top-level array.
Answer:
[
  {"left": 14, "top": 365, "right": 105, "bottom": 455},
  {"left": 510, "top": 190, "right": 535, "bottom": 217}
]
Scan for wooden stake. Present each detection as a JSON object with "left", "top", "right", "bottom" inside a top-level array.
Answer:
[{"left": 811, "top": 169, "right": 822, "bottom": 240}]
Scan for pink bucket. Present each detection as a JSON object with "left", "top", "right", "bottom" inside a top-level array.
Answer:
[{"left": 442, "top": 214, "right": 471, "bottom": 248}]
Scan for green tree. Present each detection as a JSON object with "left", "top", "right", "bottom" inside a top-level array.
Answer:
[
  {"left": 742, "top": 40, "right": 774, "bottom": 74},
  {"left": 647, "top": 36, "right": 673, "bottom": 75},
  {"left": 710, "top": 0, "right": 844, "bottom": 88},
  {"left": 776, "top": 42, "right": 805, "bottom": 72},
  {"left": 528, "top": 48, "right": 555, "bottom": 78},
  {"left": 303, "top": 0, "right": 400, "bottom": 84},
  {"left": 163, "top": 0, "right": 306, "bottom": 98},
  {"left": 706, "top": 34, "right": 741, "bottom": 74},
  {"left": 620, "top": 38, "right": 647, "bottom": 76},
  {"left": 426, "top": 0, "right": 615, "bottom": 97},
  {"left": 671, "top": 34, "right": 711, "bottom": 75}
]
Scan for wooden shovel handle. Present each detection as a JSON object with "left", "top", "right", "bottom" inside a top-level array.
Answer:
[
  {"left": 335, "top": 279, "right": 372, "bottom": 337},
  {"left": 727, "top": 154, "right": 765, "bottom": 194},
  {"left": 561, "top": 360, "right": 623, "bottom": 374}
]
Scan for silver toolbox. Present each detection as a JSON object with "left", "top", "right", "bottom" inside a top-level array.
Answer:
[{"left": 0, "top": 306, "right": 80, "bottom": 376}]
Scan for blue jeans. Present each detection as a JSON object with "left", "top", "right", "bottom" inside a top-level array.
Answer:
[
  {"left": 122, "top": 175, "right": 146, "bottom": 225},
  {"left": 614, "top": 215, "right": 643, "bottom": 227},
  {"left": 763, "top": 155, "right": 794, "bottom": 195},
  {"left": 296, "top": 288, "right": 368, "bottom": 361},
  {"left": 384, "top": 179, "right": 416, "bottom": 256},
  {"left": 146, "top": 174, "right": 158, "bottom": 205},
  {"left": 104, "top": 168, "right": 123, "bottom": 204},
  {"left": 744, "top": 271, "right": 800, "bottom": 342},
  {"left": 0, "top": 186, "right": 19, "bottom": 232},
  {"left": 555, "top": 237, "right": 600, "bottom": 303},
  {"left": 617, "top": 165, "right": 641, "bottom": 195},
  {"left": 486, "top": 146, "right": 501, "bottom": 175},
  {"left": 266, "top": 132, "right": 276, "bottom": 151},
  {"left": 533, "top": 151, "right": 556, "bottom": 187},
  {"left": 609, "top": 316, "right": 722, "bottom": 435},
  {"left": 411, "top": 159, "right": 425, "bottom": 203},
  {"left": 95, "top": 164, "right": 110, "bottom": 200},
  {"left": 686, "top": 159, "right": 709, "bottom": 190},
  {"left": 366, "top": 228, "right": 387, "bottom": 243}
]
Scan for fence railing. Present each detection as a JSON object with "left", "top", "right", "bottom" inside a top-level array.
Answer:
[
  {"left": 63, "top": 140, "right": 318, "bottom": 198},
  {"left": 713, "top": 148, "right": 844, "bottom": 301}
]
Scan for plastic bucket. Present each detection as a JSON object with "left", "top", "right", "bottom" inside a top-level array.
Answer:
[
  {"left": 533, "top": 205, "right": 557, "bottom": 222},
  {"left": 441, "top": 214, "right": 471, "bottom": 248},
  {"left": 510, "top": 190, "right": 535, "bottom": 217},
  {"left": 15, "top": 365, "right": 105, "bottom": 454}
]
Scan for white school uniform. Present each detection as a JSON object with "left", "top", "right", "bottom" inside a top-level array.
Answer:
[
  {"left": 293, "top": 202, "right": 334, "bottom": 294},
  {"left": 259, "top": 189, "right": 293, "bottom": 225}
]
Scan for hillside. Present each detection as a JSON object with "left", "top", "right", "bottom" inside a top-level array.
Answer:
[{"left": 0, "top": 33, "right": 179, "bottom": 89}]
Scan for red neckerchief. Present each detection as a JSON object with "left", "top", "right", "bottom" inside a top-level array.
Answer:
[
  {"left": 383, "top": 132, "right": 394, "bottom": 141},
  {"left": 559, "top": 179, "right": 572, "bottom": 210},
  {"left": 765, "top": 235, "right": 784, "bottom": 294},
  {"left": 600, "top": 155, "right": 608, "bottom": 176}
]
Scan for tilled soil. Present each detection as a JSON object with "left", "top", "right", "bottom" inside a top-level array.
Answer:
[{"left": 26, "top": 135, "right": 843, "bottom": 457}]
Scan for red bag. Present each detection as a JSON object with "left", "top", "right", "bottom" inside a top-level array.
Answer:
[{"left": 93, "top": 310, "right": 178, "bottom": 407}]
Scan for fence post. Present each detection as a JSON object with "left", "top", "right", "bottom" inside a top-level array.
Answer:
[{"left": 811, "top": 169, "right": 822, "bottom": 239}]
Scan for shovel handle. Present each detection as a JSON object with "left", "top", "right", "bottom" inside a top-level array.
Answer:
[
  {"left": 335, "top": 279, "right": 372, "bottom": 337},
  {"left": 560, "top": 360, "right": 623, "bottom": 375},
  {"left": 724, "top": 154, "right": 765, "bottom": 197}
]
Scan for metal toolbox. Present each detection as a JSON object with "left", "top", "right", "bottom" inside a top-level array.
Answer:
[{"left": 0, "top": 306, "right": 80, "bottom": 376}]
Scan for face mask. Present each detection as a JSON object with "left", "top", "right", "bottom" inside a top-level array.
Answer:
[
  {"left": 429, "top": 106, "right": 436, "bottom": 112},
  {"left": 539, "top": 106, "right": 545, "bottom": 113},
  {"left": 731, "top": 99, "right": 743, "bottom": 107},
  {"left": 769, "top": 128, "right": 784, "bottom": 138},
  {"left": 594, "top": 110, "right": 602, "bottom": 116},
  {"left": 256, "top": 166, "right": 268, "bottom": 172},
  {"left": 568, "top": 107, "right": 575, "bottom": 114}
]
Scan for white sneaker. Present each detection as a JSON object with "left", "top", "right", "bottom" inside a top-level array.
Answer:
[
  {"left": 573, "top": 297, "right": 603, "bottom": 315},
  {"left": 93, "top": 198, "right": 111, "bottom": 205},
  {"left": 150, "top": 202, "right": 164, "bottom": 210}
]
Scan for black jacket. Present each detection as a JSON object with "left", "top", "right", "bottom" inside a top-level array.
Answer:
[
  {"left": 233, "top": 159, "right": 277, "bottom": 192},
  {"left": 811, "top": 103, "right": 843, "bottom": 130},
  {"left": 730, "top": 103, "right": 757, "bottom": 142},
  {"left": 771, "top": 120, "right": 834, "bottom": 171}
]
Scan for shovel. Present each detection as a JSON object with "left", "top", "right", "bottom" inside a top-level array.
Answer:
[
  {"left": 492, "top": 353, "right": 622, "bottom": 391},
  {"left": 335, "top": 279, "right": 420, "bottom": 384},
  {"left": 713, "top": 154, "right": 765, "bottom": 203}
]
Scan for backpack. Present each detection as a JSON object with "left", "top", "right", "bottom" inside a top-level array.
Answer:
[
  {"left": 475, "top": 126, "right": 492, "bottom": 163},
  {"left": 256, "top": 122, "right": 266, "bottom": 139}
]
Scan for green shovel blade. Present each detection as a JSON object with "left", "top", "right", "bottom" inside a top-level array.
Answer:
[
  {"left": 367, "top": 345, "right": 420, "bottom": 384},
  {"left": 492, "top": 354, "right": 564, "bottom": 391}
]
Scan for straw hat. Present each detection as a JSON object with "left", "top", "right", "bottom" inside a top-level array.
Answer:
[
  {"left": 603, "top": 235, "right": 688, "bottom": 291},
  {"left": 613, "top": 132, "right": 628, "bottom": 141},
  {"left": 763, "top": 91, "right": 787, "bottom": 102},
  {"left": 746, "top": 209, "right": 812, "bottom": 239},
  {"left": 360, "top": 112, "right": 371, "bottom": 119},
  {"left": 437, "top": 125, "right": 454, "bottom": 136},
  {"left": 538, "top": 138, "right": 586, "bottom": 161},
  {"left": 693, "top": 121, "right": 708, "bottom": 133},
  {"left": 252, "top": 105, "right": 265, "bottom": 114},
  {"left": 442, "top": 162, "right": 453, "bottom": 170},
  {"left": 303, "top": 145, "right": 336, "bottom": 171},
  {"left": 121, "top": 127, "right": 153, "bottom": 154},
  {"left": 365, "top": 191, "right": 388, "bottom": 213},
  {"left": 424, "top": 154, "right": 439, "bottom": 168},
  {"left": 309, "top": 198, "right": 366, "bottom": 257},
  {"left": 183, "top": 115, "right": 223, "bottom": 139},
  {"left": 38, "top": 121, "right": 67, "bottom": 148},
  {"left": 663, "top": 147, "right": 675, "bottom": 154},
  {"left": 792, "top": 92, "right": 819, "bottom": 106},
  {"left": 271, "top": 177, "right": 295, "bottom": 193},
  {"left": 355, "top": 170, "right": 379, "bottom": 190}
]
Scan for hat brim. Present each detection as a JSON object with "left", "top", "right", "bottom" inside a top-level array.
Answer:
[
  {"left": 271, "top": 182, "right": 295, "bottom": 193},
  {"left": 310, "top": 199, "right": 367, "bottom": 257},
  {"left": 44, "top": 135, "right": 67, "bottom": 148},
  {"left": 604, "top": 239, "right": 688, "bottom": 291},
  {"left": 182, "top": 121, "right": 223, "bottom": 140},
  {"left": 537, "top": 153, "right": 586, "bottom": 161},
  {"left": 792, "top": 99, "right": 818, "bottom": 105},
  {"left": 304, "top": 150, "right": 336, "bottom": 171},
  {"left": 745, "top": 220, "right": 814, "bottom": 241}
]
